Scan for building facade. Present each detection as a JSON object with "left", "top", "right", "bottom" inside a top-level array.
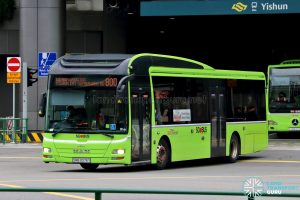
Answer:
[{"left": 0, "top": 0, "right": 130, "bottom": 130}]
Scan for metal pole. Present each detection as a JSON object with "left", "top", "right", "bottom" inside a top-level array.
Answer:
[
  {"left": 1, "top": 121, "right": 4, "bottom": 144},
  {"left": 95, "top": 192, "right": 101, "bottom": 200},
  {"left": 22, "top": 62, "right": 28, "bottom": 143},
  {"left": 12, "top": 84, "right": 15, "bottom": 143}
]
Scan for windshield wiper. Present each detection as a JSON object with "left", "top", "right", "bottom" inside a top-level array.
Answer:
[
  {"left": 99, "top": 133, "right": 114, "bottom": 138},
  {"left": 52, "top": 128, "right": 73, "bottom": 137}
]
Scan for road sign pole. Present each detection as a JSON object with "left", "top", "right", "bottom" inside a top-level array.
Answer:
[
  {"left": 6, "top": 57, "right": 22, "bottom": 143},
  {"left": 22, "top": 62, "right": 28, "bottom": 143},
  {"left": 12, "top": 83, "right": 15, "bottom": 143}
]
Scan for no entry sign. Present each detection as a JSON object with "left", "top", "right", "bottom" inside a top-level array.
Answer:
[
  {"left": 7, "top": 57, "right": 21, "bottom": 72},
  {"left": 7, "top": 57, "right": 21, "bottom": 84}
]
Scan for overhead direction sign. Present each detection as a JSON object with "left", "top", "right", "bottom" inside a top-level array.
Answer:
[
  {"left": 7, "top": 57, "right": 21, "bottom": 84},
  {"left": 38, "top": 52, "right": 57, "bottom": 76},
  {"left": 141, "top": 0, "right": 300, "bottom": 16}
]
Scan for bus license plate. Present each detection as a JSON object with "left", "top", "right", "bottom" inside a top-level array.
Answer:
[{"left": 72, "top": 158, "right": 91, "bottom": 163}]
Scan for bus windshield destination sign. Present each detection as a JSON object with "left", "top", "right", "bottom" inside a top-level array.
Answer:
[{"left": 54, "top": 76, "right": 118, "bottom": 87}]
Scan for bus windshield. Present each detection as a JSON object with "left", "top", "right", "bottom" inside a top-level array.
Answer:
[
  {"left": 46, "top": 75, "right": 127, "bottom": 133},
  {"left": 269, "top": 67, "right": 300, "bottom": 113}
]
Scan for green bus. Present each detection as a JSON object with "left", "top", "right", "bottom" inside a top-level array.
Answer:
[
  {"left": 41, "top": 53, "right": 268, "bottom": 170},
  {"left": 268, "top": 60, "right": 300, "bottom": 137}
]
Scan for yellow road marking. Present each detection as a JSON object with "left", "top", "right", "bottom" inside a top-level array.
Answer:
[
  {"left": 45, "top": 192, "right": 93, "bottom": 200},
  {"left": 0, "top": 184, "right": 93, "bottom": 200},
  {"left": 0, "top": 184, "right": 24, "bottom": 188}
]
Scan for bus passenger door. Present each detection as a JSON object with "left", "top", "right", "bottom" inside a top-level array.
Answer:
[
  {"left": 209, "top": 81, "right": 226, "bottom": 157},
  {"left": 131, "top": 90, "right": 151, "bottom": 162}
]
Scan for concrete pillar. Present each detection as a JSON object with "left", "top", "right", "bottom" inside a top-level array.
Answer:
[{"left": 20, "top": 0, "right": 65, "bottom": 130}]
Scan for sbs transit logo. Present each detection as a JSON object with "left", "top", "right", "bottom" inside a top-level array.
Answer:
[{"left": 232, "top": 2, "right": 248, "bottom": 12}]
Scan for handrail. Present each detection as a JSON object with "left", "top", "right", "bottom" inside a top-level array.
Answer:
[
  {"left": 0, "top": 188, "right": 299, "bottom": 200},
  {"left": 0, "top": 118, "right": 28, "bottom": 144}
]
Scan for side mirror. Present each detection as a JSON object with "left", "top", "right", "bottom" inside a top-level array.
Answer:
[
  {"left": 115, "top": 74, "right": 134, "bottom": 103},
  {"left": 116, "top": 84, "right": 126, "bottom": 99},
  {"left": 38, "top": 93, "right": 47, "bottom": 117}
]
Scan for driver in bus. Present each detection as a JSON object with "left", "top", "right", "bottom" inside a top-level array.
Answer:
[
  {"left": 276, "top": 92, "right": 287, "bottom": 102},
  {"left": 66, "top": 106, "right": 78, "bottom": 121},
  {"left": 66, "top": 106, "right": 88, "bottom": 126}
]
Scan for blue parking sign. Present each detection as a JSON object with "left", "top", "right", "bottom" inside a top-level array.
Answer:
[{"left": 38, "top": 52, "right": 57, "bottom": 76}]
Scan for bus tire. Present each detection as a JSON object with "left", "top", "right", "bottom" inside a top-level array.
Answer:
[
  {"left": 156, "top": 139, "right": 170, "bottom": 170},
  {"left": 80, "top": 163, "right": 99, "bottom": 170},
  {"left": 228, "top": 134, "right": 240, "bottom": 163}
]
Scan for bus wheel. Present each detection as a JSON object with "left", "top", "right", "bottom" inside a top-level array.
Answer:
[
  {"left": 228, "top": 134, "right": 240, "bottom": 163},
  {"left": 156, "top": 139, "right": 170, "bottom": 170},
  {"left": 80, "top": 163, "right": 99, "bottom": 170}
]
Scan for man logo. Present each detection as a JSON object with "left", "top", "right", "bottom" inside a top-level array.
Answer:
[
  {"left": 292, "top": 119, "right": 299, "bottom": 126},
  {"left": 232, "top": 2, "right": 248, "bottom": 12}
]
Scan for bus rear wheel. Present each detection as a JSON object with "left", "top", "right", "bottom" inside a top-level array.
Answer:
[
  {"left": 228, "top": 134, "right": 240, "bottom": 163},
  {"left": 156, "top": 139, "right": 170, "bottom": 170},
  {"left": 80, "top": 163, "right": 99, "bottom": 170}
]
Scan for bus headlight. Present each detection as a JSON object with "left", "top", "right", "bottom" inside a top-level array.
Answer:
[
  {"left": 268, "top": 120, "right": 278, "bottom": 125},
  {"left": 112, "top": 149, "right": 125, "bottom": 155},
  {"left": 43, "top": 148, "right": 52, "bottom": 153}
]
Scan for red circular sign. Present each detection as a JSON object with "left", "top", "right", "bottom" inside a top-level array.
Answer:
[{"left": 7, "top": 57, "right": 20, "bottom": 72}]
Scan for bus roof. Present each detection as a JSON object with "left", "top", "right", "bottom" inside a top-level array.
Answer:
[
  {"left": 268, "top": 59, "right": 300, "bottom": 69},
  {"left": 280, "top": 60, "right": 300, "bottom": 65},
  {"left": 49, "top": 53, "right": 213, "bottom": 76},
  {"left": 149, "top": 67, "right": 265, "bottom": 80},
  {"left": 50, "top": 54, "right": 132, "bottom": 75}
]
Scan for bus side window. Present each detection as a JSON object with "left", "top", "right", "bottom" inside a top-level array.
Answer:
[
  {"left": 245, "top": 105, "right": 257, "bottom": 121},
  {"left": 161, "top": 108, "right": 170, "bottom": 123},
  {"left": 234, "top": 106, "right": 245, "bottom": 120},
  {"left": 155, "top": 108, "right": 162, "bottom": 125}
]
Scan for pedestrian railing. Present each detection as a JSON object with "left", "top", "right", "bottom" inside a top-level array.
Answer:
[
  {"left": 0, "top": 188, "right": 299, "bottom": 200},
  {"left": 0, "top": 118, "right": 28, "bottom": 144}
]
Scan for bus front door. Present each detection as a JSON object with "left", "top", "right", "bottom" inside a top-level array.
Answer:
[
  {"left": 131, "top": 91, "right": 151, "bottom": 162},
  {"left": 209, "top": 82, "right": 226, "bottom": 157}
]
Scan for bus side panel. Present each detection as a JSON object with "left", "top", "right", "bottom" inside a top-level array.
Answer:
[
  {"left": 151, "top": 125, "right": 211, "bottom": 163},
  {"left": 226, "top": 122, "right": 268, "bottom": 156},
  {"left": 226, "top": 123, "right": 244, "bottom": 155},
  {"left": 241, "top": 122, "right": 268, "bottom": 153},
  {"left": 254, "top": 122, "right": 268, "bottom": 152}
]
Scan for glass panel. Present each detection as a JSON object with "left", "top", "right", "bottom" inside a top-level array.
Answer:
[
  {"left": 46, "top": 75, "right": 127, "bottom": 133},
  {"left": 269, "top": 68, "right": 300, "bottom": 113},
  {"left": 227, "top": 79, "right": 265, "bottom": 121},
  {"left": 153, "top": 76, "right": 210, "bottom": 125}
]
